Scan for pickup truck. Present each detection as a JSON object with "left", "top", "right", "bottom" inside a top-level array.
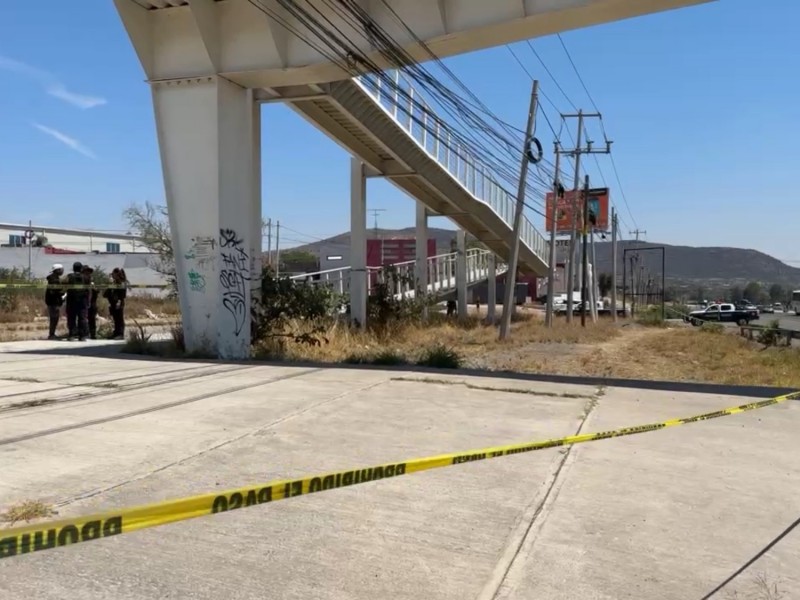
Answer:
[{"left": 685, "top": 303, "right": 759, "bottom": 326}]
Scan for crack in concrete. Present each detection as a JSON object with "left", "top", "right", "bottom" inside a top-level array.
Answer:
[
  {"left": 475, "top": 387, "right": 603, "bottom": 600},
  {"left": 54, "top": 377, "right": 391, "bottom": 509},
  {"left": 391, "top": 376, "right": 600, "bottom": 400}
]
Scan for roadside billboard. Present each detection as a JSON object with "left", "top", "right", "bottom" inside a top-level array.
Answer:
[{"left": 545, "top": 187, "right": 610, "bottom": 233}]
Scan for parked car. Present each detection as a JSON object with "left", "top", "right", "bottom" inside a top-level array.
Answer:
[
  {"left": 685, "top": 303, "right": 759, "bottom": 326},
  {"left": 773, "top": 303, "right": 784, "bottom": 313},
  {"left": 760, "top": 304, "right": 774, "bottom": 314}
]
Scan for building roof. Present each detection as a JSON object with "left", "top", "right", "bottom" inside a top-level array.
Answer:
[{"left": 0, "top": 222, "right": 143, "bottom": 241}]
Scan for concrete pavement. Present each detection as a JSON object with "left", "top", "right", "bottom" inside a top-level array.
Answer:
[{"left": 0, "top": 344, "right": 797, "bottom": 599}]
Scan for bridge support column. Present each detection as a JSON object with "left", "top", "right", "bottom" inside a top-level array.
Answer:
[
  {"left": 350, "top": 157, "right": 368, "bottom": 328},
  {"left": 151, "top": 77, "right": 259, "bottom": 359},
  {"left": 415, "top": 202, "right": 428, "bottom": 315},
  {"left": 456, "top": 230, "right": 467, "bottom": 320},
  {"left": 487, "top": 254, "right": 497, "bottom": 325}
]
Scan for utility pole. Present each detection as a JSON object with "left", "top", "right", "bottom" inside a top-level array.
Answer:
[
  {"left": 268, "top": 218, "right": 274, "bottom": 267},
  {"left": 629, "top": 229, "right": 646, "bottom": 314},
  {"left": 368, "top": 208, "right": 387, "bottom": 265},
  {"left": 558, "top": 111, "right": 611, "bottom": 322},
  {"left": 611, "top": 208, "right": 618, "bottom": 322},
  {"left": 499, "top": 79, "right": 539, "bottom": 340},
  {"left": 586, "top": 223, "right": 598, "bottom": 323},
  {"left": 544, "top": 142, "right": 562, "bottom": 327},
  {"left": 580, "top": 175, "right": 590, "bottom": 327},
  {"left": 275, "top": 220, "right": 281, "bottom": 277},
  {"left": 27, "top": 219, "right": 32, "bottom": 277}
]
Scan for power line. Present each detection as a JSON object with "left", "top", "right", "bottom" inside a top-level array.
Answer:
[
  {"left": 556, "top": 32, "right": 639, "bottom": 231},
  {"left": 557, "top": 33, "right": 600, "bottom": 115}
]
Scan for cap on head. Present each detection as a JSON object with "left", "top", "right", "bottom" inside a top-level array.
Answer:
[
  {"left": 52, "top": 263, "right": 63, "bottom": 271},
  {"left": 81, "top": 265, "right": 94, "bottom": 274},
  {"left": 72, "top": 261, "right": 83, "bottom": 272}
]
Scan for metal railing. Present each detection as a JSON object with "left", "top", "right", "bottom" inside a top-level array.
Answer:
[
  {"left": 354, "top": 70, "right": 550, "bottom": 265},
  {"left": 289, "top": 249, "right": 506, "bottom": 299}
]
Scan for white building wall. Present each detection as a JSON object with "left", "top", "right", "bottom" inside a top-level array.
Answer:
[{"left": 0, "top": 224, "right": 147, "bottom": 254}]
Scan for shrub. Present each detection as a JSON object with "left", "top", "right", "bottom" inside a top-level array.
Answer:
[
  {"left": 122, "top": 320, "right": 157, "bottom": 355},
  {"left": 700, "top": 322, "right": 724, "bottom": 334},
  {"left": 757, "top": 320, "right": 783, "bottom": 347},
  {"left": 366, "top": 265, "right": 432, "bottom": 334},
  {"left": 251, "top": 267, "right": 343, "bottom": 351},
  {"left": 416, "top": 343, "right": 462, "bottom": 369},
  {"left": 636, "top": 306, "right": 667, "bottom": 327}
]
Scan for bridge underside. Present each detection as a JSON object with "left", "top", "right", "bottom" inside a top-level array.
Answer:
[
  {"left": 118, "top": 0, "right": 712, "bottom": 88},
  {"left": 115, "top": 0, "right": 713, "bottom": 358}
]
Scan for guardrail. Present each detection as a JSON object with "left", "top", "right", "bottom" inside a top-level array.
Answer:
[
  {"left": 739, "top": 324, "right": 799, "bottom": 346},
  {"left": 289, "top": 249, "right": 504, "bottom": 299},
  {"left": 355, "top": 70, "right": 549, "bottom": 265}
]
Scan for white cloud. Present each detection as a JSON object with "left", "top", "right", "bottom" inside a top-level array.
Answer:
[
  {"left": 0, "top": 55, "right": 106, "bottom": 109},
  {"left": 33, "top": 123, "right": 97, "bottom": 159}
]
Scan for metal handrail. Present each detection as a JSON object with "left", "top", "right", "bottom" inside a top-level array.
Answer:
[{"left": 354, "top": 70, "right": 549, "bottom": 266}]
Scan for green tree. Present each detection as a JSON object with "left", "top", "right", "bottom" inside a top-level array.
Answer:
[
  {"left": 279, "top": 249, "right": 317, "bottom": 264},
  {"left": 695, "top": 286, "right": 706, "bottom": 303},
  {"left": 743, "top": 281, "right": 763, "bottom": 303},
  {"left": 597, "top": 272, "right": 613, "bottom": 298},
  {"left": 768, "top": 283, "right": 785, "bottom": 304},
  {"left": 123, "top": 202, "right": 176, "bottom": 293},
  {"left": 729, "top": 285, "right": 743, "bottom": 302}
]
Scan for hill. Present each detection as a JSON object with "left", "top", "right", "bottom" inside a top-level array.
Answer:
[
  {"left": 292, "top": 229, "right": 800, "bottom": 286},
  {"left": 590, "top": 241, "right": 800, "bottom": 286}
]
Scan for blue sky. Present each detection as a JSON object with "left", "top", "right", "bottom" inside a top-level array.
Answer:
[{"left": 0, "top": 0, "right": 797, "bottom": 262}]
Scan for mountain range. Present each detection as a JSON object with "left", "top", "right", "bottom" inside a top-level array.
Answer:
[{"left": 291, "top": 228, "right": 800, "bottom": 287}]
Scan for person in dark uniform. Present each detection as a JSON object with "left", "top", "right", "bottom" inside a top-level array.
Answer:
[
  {"left": 44, "top": 263, "right": 64, "bottom": 339},
  {"left": 104, "top": 268, "right": 128, "bottom": 339},
  {"left": 65, "top": 261, "right": 89, "bottom": 341},
  {"left": 82, "top": 265, "right": 99, "bottom": 339}
]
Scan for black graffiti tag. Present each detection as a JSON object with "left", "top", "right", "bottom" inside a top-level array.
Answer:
[{"left": 219, "top": 228, "right": 249, "bottom": 336}]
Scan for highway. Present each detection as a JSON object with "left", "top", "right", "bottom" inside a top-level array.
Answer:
[{"left": 753, "top": 312, "right": 800, "bottom": 330}]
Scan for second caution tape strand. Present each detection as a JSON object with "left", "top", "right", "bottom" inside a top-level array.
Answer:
[{"left": 1, "top": 391, "right": 797, "bottom": 560}]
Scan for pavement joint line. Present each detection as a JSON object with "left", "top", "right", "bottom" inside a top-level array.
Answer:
[
  {"left": 389, "top": 376, "right": 599, "bottom": 400},
  {"left": 0, "top": 363, "right": 230, "bottom": 403},
  {"left": 0, "top": 367, "right": 324, "bottom": 446},
  {"left": 0, "top": 364, "right": 260, "bottom": 421},
  {"left": 476, "top": 382, "right": 601, "bottom": 600},
  {"left": 53, "top": 376, "right": 391, "bottom": 509}
]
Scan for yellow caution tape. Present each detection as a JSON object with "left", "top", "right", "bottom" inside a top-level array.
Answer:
[
  {"left": 1, "top": 391, "right": 796, "bottom": 560},
  {"left": 0, "top": 283, "right": 169, "bottom": 290}
]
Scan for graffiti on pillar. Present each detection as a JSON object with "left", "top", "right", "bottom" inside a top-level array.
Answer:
[
  {"left": 219, "top": 228, "right": 249, "bottom": 336},
  {"left": 187, "top": 269, "right": 206, "bottom": 293}
]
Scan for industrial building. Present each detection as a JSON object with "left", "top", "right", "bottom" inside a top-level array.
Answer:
[{"left": 0, "top": 222, "right": 147, "bottom": 254}]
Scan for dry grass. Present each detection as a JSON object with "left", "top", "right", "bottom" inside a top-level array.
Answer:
[
  {"left": 1, "top": 499, "right": 57, "bottom": 525},
  {"left": 0, "top": 292, "right": 179, "bottom": 327},
  {"left": 725, "top": 572, "right": 786, "bottom": 600},
  {"left": 526, "top": 325, "right": 800, "bottom": 388},
  {"left": 255, "top": 313, "right": 621, "bottom": 368}
]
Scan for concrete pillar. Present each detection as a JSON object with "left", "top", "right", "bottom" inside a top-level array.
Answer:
[
  {"left": 456, "top": 230, "right": 467, "bottom": 319},
  {"left": 152, "top": 77, "right": 258, "bottom": 359},
  {"left": 487, "top": 254, "right": 497, "bottom": 324},
  {"left": 415, "top": 202, "right": 428, "bottom": 309},
  {"left": 350, "top": 157, "right": 367, "bottom": 328},
  {"left": 250, "top": 99, "right": 263, "bottom": 308}
]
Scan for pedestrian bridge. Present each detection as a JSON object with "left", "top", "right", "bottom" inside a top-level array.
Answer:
[
  {"left": 271, "top": 70, "right": 549, "bottom": 276},
  {"left": 113, "top": 0, "right": 711, "bottom": 358}
]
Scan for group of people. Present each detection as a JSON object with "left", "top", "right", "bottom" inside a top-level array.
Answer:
[{"left": 45, "top": 262, "right": 128, "bottom": 341}]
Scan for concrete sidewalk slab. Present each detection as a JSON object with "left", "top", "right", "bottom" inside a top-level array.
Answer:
[
  {"left": 491, "top": 387, "right": 800, "bottom": 600},
  {"left": 0, "top": 349, "right": 796, "bottom": 599}
]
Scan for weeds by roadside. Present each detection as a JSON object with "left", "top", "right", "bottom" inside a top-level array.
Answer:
[{"left": 1, "top": 500, "right": 57, "bottom": 525}]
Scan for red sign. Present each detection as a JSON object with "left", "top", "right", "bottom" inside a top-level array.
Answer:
[{"left": 545, "top": 187, "right": 610, "bottom": 233}]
